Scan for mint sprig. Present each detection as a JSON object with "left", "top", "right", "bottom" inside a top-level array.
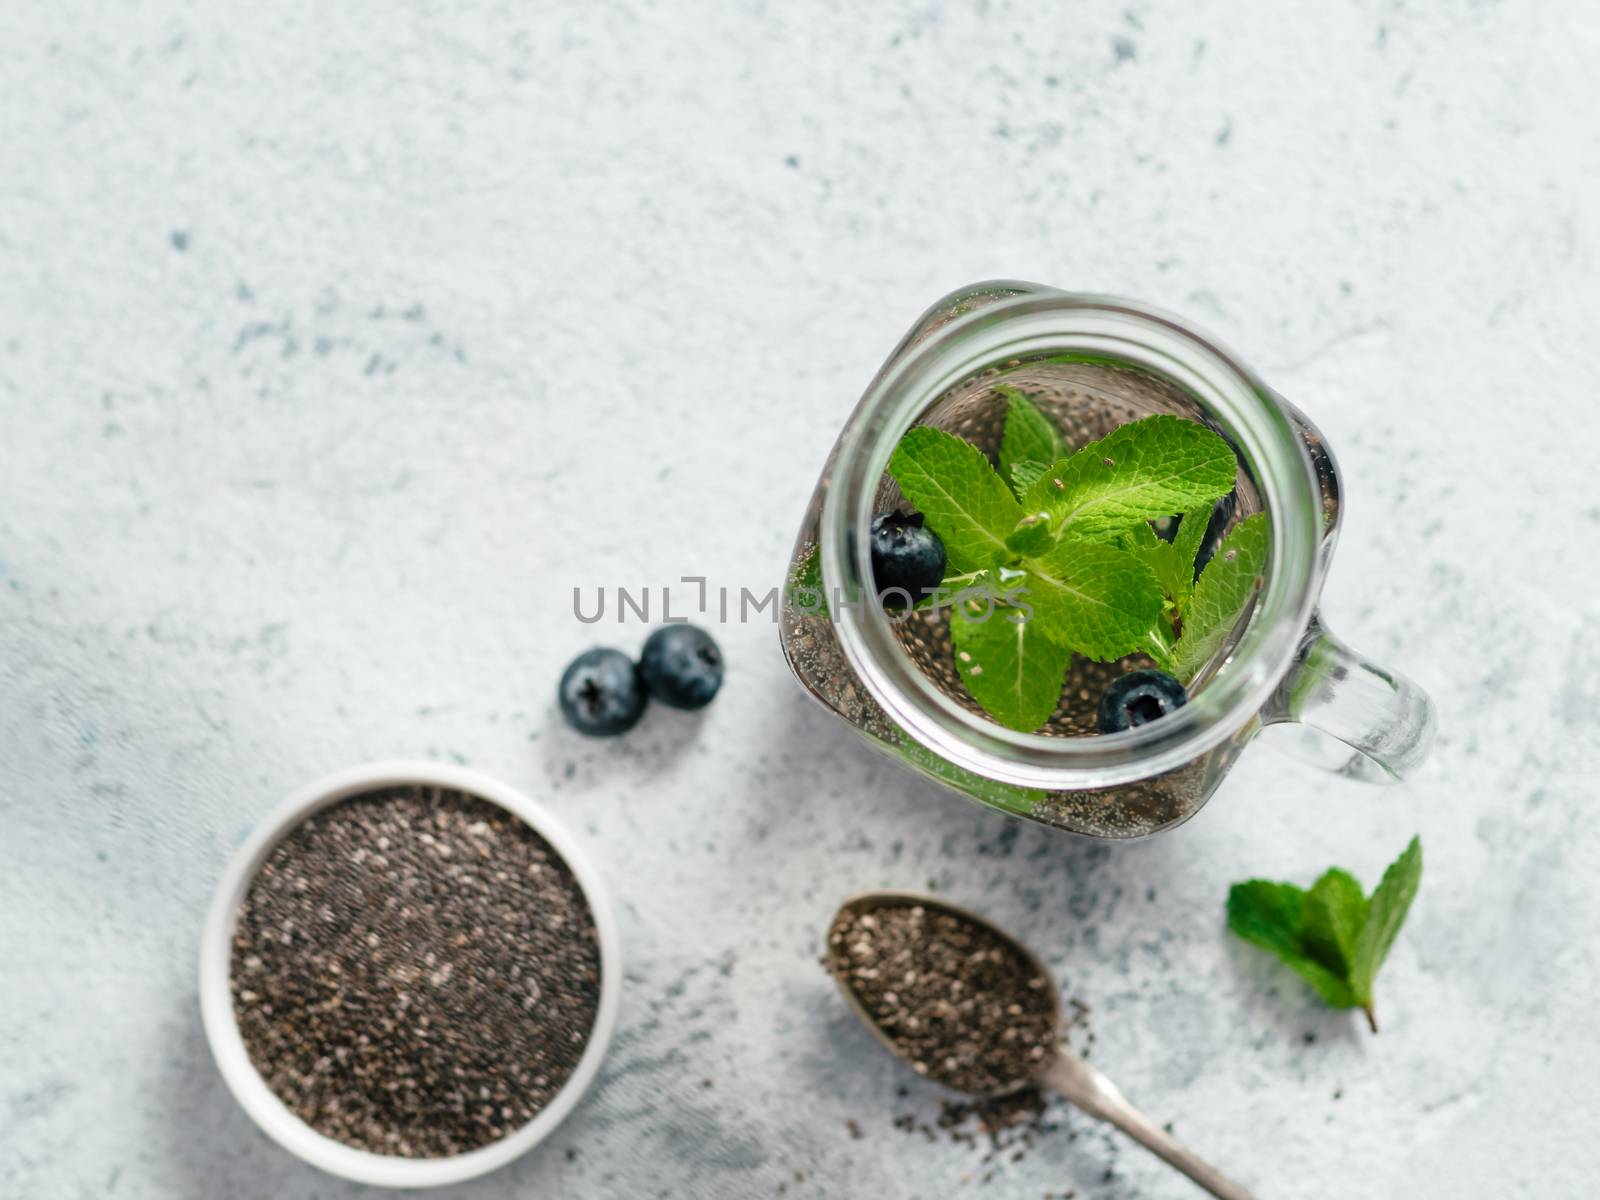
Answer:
[
  {"left": 889, "top": 427, "right": 1023, "bottom": 572},
  {"left": 1228, "top": 837, "right": 1423, "bottom": 1032},
  {"left": 886, "top": 390, "right": 1249, "bottom": 732}
]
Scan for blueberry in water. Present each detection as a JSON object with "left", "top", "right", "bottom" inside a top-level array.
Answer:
[
  {"left": 638, "top": 624, "right": 724, "bottom": 710},
  {"left": 559, "top": 648, "right": 647, "bottom": 735},
  {"left": 870, "top": 510, "right": 947, "bottom": 609},
  {"left": 1191, "top": 491, "right": 1237, "bottom": 578},
  {"left": 1097, "top": 668, "right": 1189, "bottom": 734}
]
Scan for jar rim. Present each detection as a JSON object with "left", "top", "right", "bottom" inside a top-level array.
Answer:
[{"left": 819, "top": 286, "right": 1324, "bottom": 789}]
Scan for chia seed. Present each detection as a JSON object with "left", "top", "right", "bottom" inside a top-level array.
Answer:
[
  {"left": 229, "top": 785, "right": 601, "bottom": 1157},
  {"left": 827, "top": 900, "right": 1057, "bottom": 1096}
]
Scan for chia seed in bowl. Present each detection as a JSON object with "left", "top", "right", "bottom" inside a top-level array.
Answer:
[{"left": 198, "top": 762, "right": 620, "bottom": 1188}]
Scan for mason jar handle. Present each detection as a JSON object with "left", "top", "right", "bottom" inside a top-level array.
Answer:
[{"left": 1261, "top": 613, "right": 1436, "bottom": 784}]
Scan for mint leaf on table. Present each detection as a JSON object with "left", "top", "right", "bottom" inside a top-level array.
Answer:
[
  {"left": 998, "top": 387, "right": 1067, "bottom": 495},
  {"left": 1169, "top": 513, "right": 1269, "bottom": 683},
  {"left": 1348, "top": 836, "right": 1424, "bottom": 1013},
  {"left": 1025, "top": 538, "right": 1163, "bottom": 661},
  {"left": 1227, "top": 837, "right": 1423, "bottom": 1032},
  {"left": 950, "top": 599, "right": 1073, "bottom": 732},
  {"left": 1020, "top": 415, "right": 1236, "bottom": 542},
  {"left": 889, "top": 427, "right": 1024, "bottom": 572},
  {"left": 1226, "top": 881, "right": 1357, "bottom": 1008},
  {"left": 1301, "top": 868, "right": 1367, "bottom": 977}
]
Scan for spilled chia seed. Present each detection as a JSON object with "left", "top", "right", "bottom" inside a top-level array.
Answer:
[{"left": 230, "top": 785, "right": 601, "bottom": 1157}]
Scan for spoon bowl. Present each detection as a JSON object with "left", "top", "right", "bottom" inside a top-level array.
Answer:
[
  {"left": 825, "top": 890, "right": 1256, "bottom": 1200},
  {"left": 825, "top": 890, "right": 1059, "bottom": 1100}
]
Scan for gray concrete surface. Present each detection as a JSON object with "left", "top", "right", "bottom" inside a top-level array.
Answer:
[{"left": 3, "top": 2, "right": 1599, "bottom": 1197}]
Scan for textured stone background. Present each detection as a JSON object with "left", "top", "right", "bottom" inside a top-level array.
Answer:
[{"left": 3, "top": 2, "right": 1598, "bottom": 1197}]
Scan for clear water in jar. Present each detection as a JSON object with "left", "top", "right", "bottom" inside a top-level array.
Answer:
[
  {"left": 880, "top": 354, "right": 1265, "bottom": 737},
  {"left": 780, "top": 352, "right": 1267, "bottom": 838}
]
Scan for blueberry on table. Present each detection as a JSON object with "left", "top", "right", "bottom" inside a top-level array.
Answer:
[
  {"left": 1097, "top": 668, "right": 1189, "bottom": 734},
  {"left": 638, "top": 624, "right": 724, "bottom": 710},
  {"left": 559, "top": 648, "right": 647, "bottom": 735},
  {"left": 870, "top": 510, "right": 947, "bottom": 609}
]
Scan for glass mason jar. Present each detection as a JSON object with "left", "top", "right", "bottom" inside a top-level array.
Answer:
[{"left": 779, "top": 282, "right": 1435, "bottom": 839}]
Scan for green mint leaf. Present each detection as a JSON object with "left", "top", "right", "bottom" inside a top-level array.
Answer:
[
  {"left": 1117, "top": 520, "right": 1192, "bottom": 612},
  {"left": 1146, "top": 543, "right": 1192, "bottom": 611},
  {"left": 1141, "top": 620, "right": 1178, "bottom": 673},
  {"left": 1111, "top": 523, "right": 1192, "bottom": 662},
  {"left": 1112, "top": 519, "right": 1162, "bottom": 552},
  {"left": 1024, "top": 539, "right": 1163, "bottom": 660},
  {"left": 786, "top": 543, "right": 830, "bottom": 618},
  {"left": 1004, "top": 512, "right": 1055, "bottom": 557},
  {"left": 1011, "top": 459, "right": 1048, "bottom": 493},
  {"left": 1172, "top": 504, "right": 1213, "bottom": 583},
  {"left": 998, "top": 387, "right": 1067, "bottom": 495},
  {"left": 1169, "top": 513, "right": 1269, "bottom": 683},
  {"left": 889, "top": 427, "right": 1024, "bottom": 572},
  {"left": 1020, "top": 415, "right": 1236, "bottom": 541},
  {"left": 1052, "top": 521, "right": 1175, "bottom": 665},
  {"left": 1228, "top": 838, "right": 1422, "bottom": 1032},
  {"left": 1349, "top": 836, "right": 1423, "bottom": 1027},
  {"left": 937, "top": 566, "right": 990, "bottom": 596},
  {"left": 1226, "top": 881, "right": 1358, "bottom": 1009},
  {"left": 950, "top": 600, "right": 1073, "bottom": 732},
  {"left": 1301, "top": 868, "right": 1368, "bottom": 977},
  {"left": 1040, "top": 351, "right": 1130, "bottom": 369}
]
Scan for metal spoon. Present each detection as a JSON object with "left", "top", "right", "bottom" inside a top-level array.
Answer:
[{"left": 826, "top": 891, "right": 1256, "bottom": 1200}]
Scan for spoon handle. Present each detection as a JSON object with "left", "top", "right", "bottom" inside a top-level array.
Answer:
[{"left": 1040, "top": 1047, "right": 1257, "bottom": 1200}]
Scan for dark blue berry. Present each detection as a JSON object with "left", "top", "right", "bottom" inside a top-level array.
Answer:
[
  {"left": 638, "top": 624, "right": 724, "bottom": 710},
  {"left": 1191, "top": 491, "right": 1236, "bottom": 578},
  {"left": 559, "top": 648, "right": 647, "bottom": 735},
  {"left": 1097, "top": 668, "right": 1189, "bottom": 734},
  {"left": 870, "top": 510, "right": 947, "bottom": 609}
]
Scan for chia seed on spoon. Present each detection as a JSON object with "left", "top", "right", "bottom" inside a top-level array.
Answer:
[{"left": 826, "top": 899, "right": 1057, "bottom": 1096}]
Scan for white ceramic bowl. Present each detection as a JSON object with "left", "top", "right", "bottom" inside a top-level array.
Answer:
[{"left": 198, "top": 760, "right": 622, "bottom": 1189}]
